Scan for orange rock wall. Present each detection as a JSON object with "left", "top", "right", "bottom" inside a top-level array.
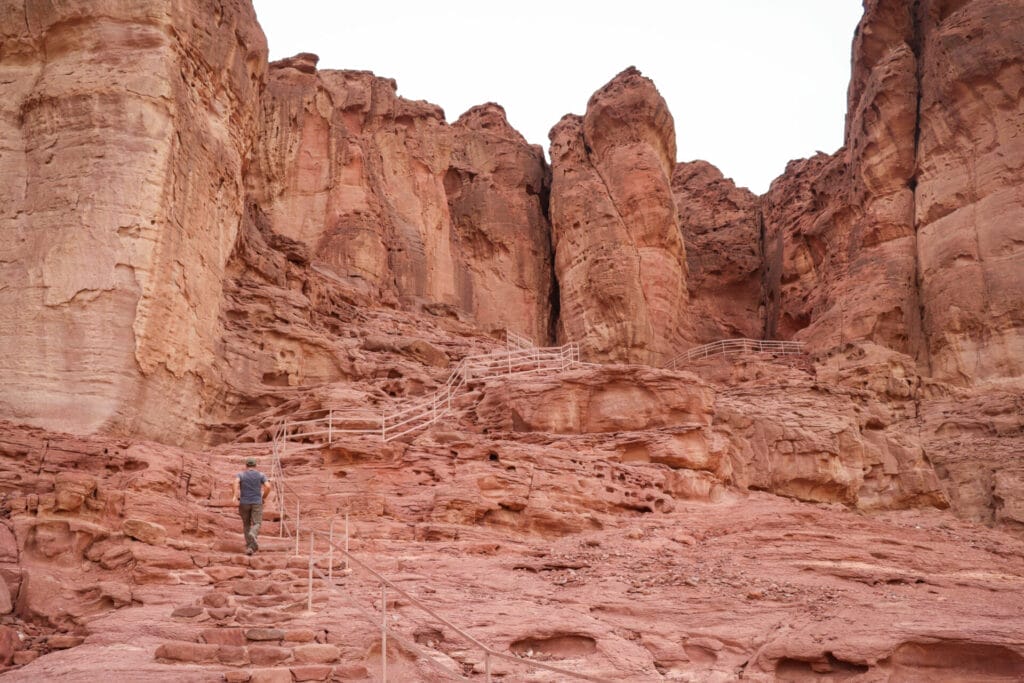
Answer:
[
  {"left": 249, "top": 56, "right": 553, "bottom": 344},
  {"left": 0, "top": 0, "right": 267, "bottom": 442},
  {"left": 763, "top": 0, "right": 1024, "bottom": 384}
]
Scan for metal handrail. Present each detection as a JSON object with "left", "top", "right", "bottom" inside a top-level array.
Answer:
[
  {"left": 664, "top": 338, "right": 805, "bottom": 370},
  {"left": 306, "top": 527, "right": 611, "bottom": 682},
  {"left": 267, "top": 341, "right": 581, "bottom": 446}
]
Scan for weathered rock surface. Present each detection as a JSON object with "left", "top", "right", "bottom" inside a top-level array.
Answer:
[
  {"left": 549, "top": 68, "right": 688, "bottom": 364},
  {"left": 763, "top": 0, "right": 1024, "bottom": 385},
  {"left": 672, "top": 161, "right": 764, "bottom": 343},
  {"left": 0, "top": 0, "right": 267, "bottom": 443},
  {"left": 249, "top": 59, "right": 553, "bottom": 344},
  {"left": 1, "top": 0, "right": 1023, "bottom": 680}
]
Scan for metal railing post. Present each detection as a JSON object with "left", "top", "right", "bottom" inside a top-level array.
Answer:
[
  {"left": 294, "top": 502, "right": 301, "bottom": 555},
  {"left": 485, "top": 651, "right": 492, "bottom": 682},
  {"left": 307, "top": 532, "right": 314, "bottom": 612},
  {"left": 328, "top": 518, "right": 334, "bottom": 583},
  {"left": 381, "top": 584, "right": 388, "bottom": 682}
]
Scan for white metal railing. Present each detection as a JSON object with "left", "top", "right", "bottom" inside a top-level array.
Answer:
[
  {"left": 506, "top": 329, "right": 535, "bottom": 351},
  {"left": 266, "top": 425, "right": 609, "bottom": 682},
  {"left": 663, "top": 338, "right": 805, "bottom": 370},
  {"left": 269, "top": 341, "right": 581, "bottom": 447},
  {"left": 300, "top": 527, "right": 611, "bottom": 682}
]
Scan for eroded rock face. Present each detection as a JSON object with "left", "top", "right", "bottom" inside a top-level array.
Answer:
[
  {"left": 0, "top": 0, "right": 267, "bottom": 442},
  {"left": 914, "top": 0, "right": 1024, "bottom": 383},
  {"left": 249, "top": 60, "right": 553, "bottom": 343},
  {"left": 764, "top": 0, "right": 1024, "bottom": 386},
  {"left": 672, "top": 161, "right": 763, "bottom": 343},
  {"left": 549, "top": 68, "right": 688, "bottom": 364}
]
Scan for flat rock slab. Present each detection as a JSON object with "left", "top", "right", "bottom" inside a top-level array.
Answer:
[
  {"left": 154, "top": 641, "right": 219, "bottom": 663},
  {"left": 291, "top": 664, "right": 333, "bottom": 681},
  {"left": 292, "top": 643, "right": 340, "bottom": 664},
  {"left": 246, "top": 628, "right": 285, "bottom": 642}
]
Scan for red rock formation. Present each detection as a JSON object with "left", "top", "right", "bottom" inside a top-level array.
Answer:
[
  {"left": 764, "top": 0, "right": 1024, "bottom": 385},
  {"left": 249, "top": 58, "right": 553, "bottom": 344},
  {"left": 0, "top": 0, "right": 267, "bottom": 443},
  {"left": 549, "top": 68, "right": 688, "bottom": 364},
  {"left": 0, "top": 1, "right": 1022, "bottom": 679},
  {"left": 672, "top": 161, "right": 764, "bottom": 343},
  {"left": 914, "top": 0, "right": 1024, "bottom": 383}
]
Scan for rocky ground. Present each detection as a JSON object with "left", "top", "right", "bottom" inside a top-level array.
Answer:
[{"left": 2, "top": 319, "right": 1022, "bottom": 681}]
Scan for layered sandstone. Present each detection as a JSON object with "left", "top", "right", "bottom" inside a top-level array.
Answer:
[
  {"left": 672, "top": 161, "right": 764, "bottom": 343},
  {"left": 549, "top": 68, "right": 688, "bottom": 364},
  {"left": 763, "top": 0, "right": 1024, "bottom": 385},
  {"left": 0, "top": 0, "right": 267, "bottom": 443},
  {"left": 249, "top": 56, "right": 553, "bottom": 344}
]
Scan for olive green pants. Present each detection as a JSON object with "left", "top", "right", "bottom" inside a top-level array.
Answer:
[{"left": 238, "top": 503, "right": 263, "bottom": 551}]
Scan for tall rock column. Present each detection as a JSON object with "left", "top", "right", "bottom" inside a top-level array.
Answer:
[
  {"left": 0, "top": 0, "right": 267, "bottom": 441},
  {"left": 762, "top": 0, "right": 924, "bottom": 361},
  {"left": 914, "top": 0, "right": 1024, "bottom": 382},
  {"left": 549, "top": 68, "right": 688, "bottom": 364}
]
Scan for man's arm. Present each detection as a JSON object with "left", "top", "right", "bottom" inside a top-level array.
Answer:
[
  {"left": 231, "top": 476, "right": 240, "bottom": 505},
  {"left": 261, "top": 478, "right": 272, "bottom": 503}
]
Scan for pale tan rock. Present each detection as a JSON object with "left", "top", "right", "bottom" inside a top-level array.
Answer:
[{"left": 0, "top": 0, "right": 269, "bottom": 445}]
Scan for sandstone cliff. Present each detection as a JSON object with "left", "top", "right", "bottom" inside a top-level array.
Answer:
[
  {"left": 1, "top": 0, "right": 1024, "bottom": 679},
  {"left": 248, "top": 55, "right": 553, "bottom": 344},
  {"left": 763, "top": 0, "right": 1024, "bottom": 385},
  {"left": 0, "top": 0, "right": 267, "bottom": 443}
]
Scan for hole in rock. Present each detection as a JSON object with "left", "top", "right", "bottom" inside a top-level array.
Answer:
[
  {"left": 262, "top": 372, "right": 290, "bottom": 387},
  {"left": 510, "top": 634, "right": 597, "bottom": 659},
  {"left": 776, "top": 652, "right": 869, "bottom": 679},
  {"left": 488, "top": 452, "right": 499, "bottom": 462}
]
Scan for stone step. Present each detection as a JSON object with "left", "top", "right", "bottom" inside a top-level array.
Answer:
[{"left": 154, "top": 639, "right": 344, "bottom": 668}]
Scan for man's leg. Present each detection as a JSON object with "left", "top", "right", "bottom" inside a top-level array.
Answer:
[
  {"left": 249, "top": 504, "right": 263, "bottom": 551},
  {"left": 239, "top": 503, "right": 254, "bottom": 552}
]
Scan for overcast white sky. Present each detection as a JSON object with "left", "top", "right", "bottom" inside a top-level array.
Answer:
[{"left": 251, "top": 1, "right": 863, "bottom": 194}]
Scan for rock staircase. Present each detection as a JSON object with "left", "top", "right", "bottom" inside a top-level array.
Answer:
[{"left": 150, "top": 333, "right": 804, "bottom": 681}]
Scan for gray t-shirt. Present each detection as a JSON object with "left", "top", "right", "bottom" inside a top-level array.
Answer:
[{"left": 237, "top": 470, "right": 267, "bottom": 504}]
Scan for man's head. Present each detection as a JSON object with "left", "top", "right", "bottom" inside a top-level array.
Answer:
[{"left": 245, "top": 457, "right": 257, "bottom": 468}]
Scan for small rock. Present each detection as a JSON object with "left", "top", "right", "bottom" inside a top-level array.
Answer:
[
  {"left": 0, "top": 626, "right": 17, "bottom": 666},
  {"left": 248, "top": 645, "right": 290, "bottom": 666},
  {"left": 155, "top": 641, "right": 219, "bottom": 663},
  {"left": 685, "top": 577, "right": 700, "bottom": 587},
  {"left": 746, "top": 590, "right": 765, "bottom": 600},
  {"left": 202, "top": 591, "right": 232, "bottom": 608},
  {"left": 207, "top": 606, "right": 237, "bottom": 620},
  {"left": 200, "top": 628, "right": 245, "bottom": 646},
  {"left": 13, "top": 650, "right": 39, "bottom": 665},
  {"left": 246, "top": 627, "right": 285, "bottom": 642},
  {"left": 171, "top": 605, "right": 204, "bottom": 618},
  {"left": 223, "top": 671, "right": 251, "bottom": 683},
  {"left": 249, "top": 668, "right": 292, "bottom": 683},
  {"left": 284, "top": 629, "right": 316, "bottom": 643},
  {"left": 290, "top": 664, "right": 333, "bottom": 681},
  {"left": 216, "top": 644, "right": 249, "bottom": 666},
  {"left": 47, "top": 635, "right": 85, "bottom": 650}
]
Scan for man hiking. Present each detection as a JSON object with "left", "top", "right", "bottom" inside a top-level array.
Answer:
[{"left": 231, "top": 457, "right": 272, "bottom": 555}]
